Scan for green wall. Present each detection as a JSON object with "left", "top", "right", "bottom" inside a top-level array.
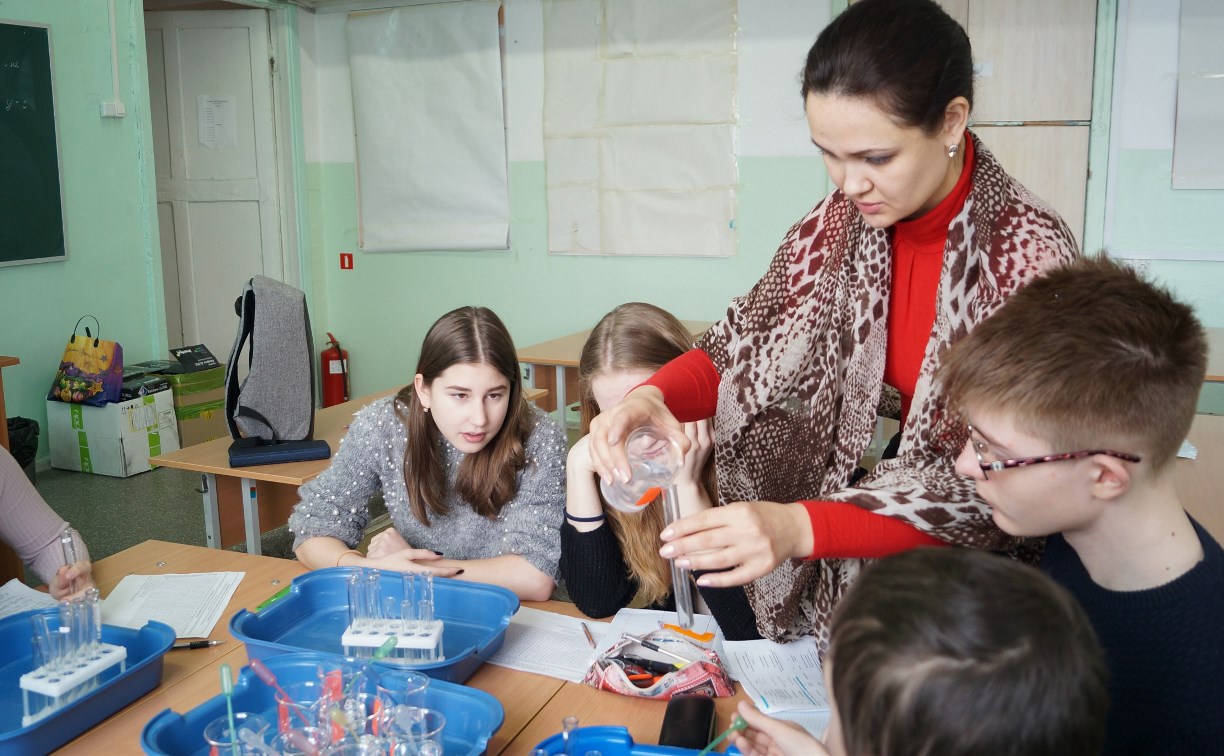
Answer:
[
  {"left": 310, "top": 157, "right": 828, "bottom": 398},
  {"left": 0, "top": 0, "right": 163, "bottom": 458}
]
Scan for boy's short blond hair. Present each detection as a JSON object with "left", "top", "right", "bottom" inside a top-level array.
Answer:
[{"left": 938, "top": 256, "right": 1206, "bottom": 471}]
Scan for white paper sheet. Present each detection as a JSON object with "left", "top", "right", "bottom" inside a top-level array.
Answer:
[
  {"left": 0, "top": 578, "right": 57, "bottom": 620},
  {"left": 723, "top": 637, "right": 831, "bottom": 714},
  {"left": 101, "top": 572, "right": 243, "bottom": 638},
  {"left": 197, "top": 95, "right": 238, "bottom": 150},
  {"left": 487, "top": 606, "right": 608, "bottom": 681},
  {"left": 543, "top": 0, "right": 738, "bottom": 258},
  {"left": 348, "top": 2, "right": 509, "bottom": 252}
]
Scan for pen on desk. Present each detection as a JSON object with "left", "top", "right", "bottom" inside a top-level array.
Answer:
[
  {"left": 581, "top": 621, "right": 596, "bottom": 649},
  {"left": 624, "top": 633, "right": 689, "bottom": 666},
  {"left": 172, "top": 639, "right": 227, "bottom": 651}
]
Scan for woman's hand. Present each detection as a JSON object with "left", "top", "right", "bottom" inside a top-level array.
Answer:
[
  {"left": 658, "top": 501, "right": 814, "bottom": 587},
  {"left": 50, "top": 560, "right": 95, "bottom": 601},
  {"left": 731, "top": 701, "right": 829, "bottom": 756},
  {"left": 588, "top": 386, "right": 688, "bottom": 484}
]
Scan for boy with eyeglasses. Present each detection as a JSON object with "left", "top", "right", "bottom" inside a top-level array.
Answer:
[{"left": 938, "top": 256, "right": 1224, "bottom": 754}]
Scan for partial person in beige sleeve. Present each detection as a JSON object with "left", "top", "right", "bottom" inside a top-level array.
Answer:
[{"left": 0, "top": 445, "right": 94, "bottom": 599}]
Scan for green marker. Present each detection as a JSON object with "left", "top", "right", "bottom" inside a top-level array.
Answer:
[{"left": 256, "top": 585, "right": 291, "bottom": 610}]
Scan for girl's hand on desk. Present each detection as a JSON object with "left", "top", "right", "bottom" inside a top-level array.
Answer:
[
  {"left": 367, "top": 528, "right": 417, "bottom": 559},
  {"left": 371, "top": 552, "right": 463, "bottom": 578}
]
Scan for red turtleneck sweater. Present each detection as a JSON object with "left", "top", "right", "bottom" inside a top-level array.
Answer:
[{"left": 644, "top": 138, "right": 977, "bottom": 559}]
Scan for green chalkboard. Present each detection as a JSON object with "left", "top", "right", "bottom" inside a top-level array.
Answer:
[{"left": 0, "top": 21, "right": 66, "bottom": 266}]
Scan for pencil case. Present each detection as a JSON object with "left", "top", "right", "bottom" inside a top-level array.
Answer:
[
  {"left": 227, "top": 437, "right": 330, "bottom": 466},
  {"left": 582, "top": 628, "right": 735, "bottom": 700}
]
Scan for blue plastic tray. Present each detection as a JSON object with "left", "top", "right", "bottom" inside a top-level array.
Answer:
[
  {"left": 0, "top": 608, "right": 176, "bottom": 754},
  {"left": 141, "top": 652, "right": 504, "bottom": 755},
  {"left": 534, "top": 725, "right": 741, "bottom": 755},
  {"left": 229, "top": 567, "right": 519, "bottom": 683}
]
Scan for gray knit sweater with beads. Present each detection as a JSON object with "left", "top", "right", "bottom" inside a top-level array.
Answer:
[{"left": 289, "top": 397, "right": 567, "bottom": 579}]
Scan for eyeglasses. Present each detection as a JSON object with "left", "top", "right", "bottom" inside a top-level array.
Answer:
[{"left": 965, "top": 425, "right": 1141, "bottom": 479}]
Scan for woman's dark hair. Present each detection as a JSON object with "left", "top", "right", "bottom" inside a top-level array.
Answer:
[
  {"left": 829, "top": 548, "right": 1109, "bottom": 756},
  {"left": 801, "top": 0, "right": 974, "bottom": 133},
  {"left": 394, "top": 306, "right": 532, "bottom": 524}
]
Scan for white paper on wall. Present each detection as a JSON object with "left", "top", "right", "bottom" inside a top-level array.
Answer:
[
  {"left": 543, "top": 0, "right": 738, "bottom": 257},
  {"left": 1171, "top": 0, "right": 1224, "bottom": 190},
  {"left": 347, "top": 2, "right": 509, "bottom": 252}
]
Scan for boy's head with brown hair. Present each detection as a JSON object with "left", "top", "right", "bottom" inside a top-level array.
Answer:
[{"left": 938, "top": 256, "right": 1206, "bottom": 535}]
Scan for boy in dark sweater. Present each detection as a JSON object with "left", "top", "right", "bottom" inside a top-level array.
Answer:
[{"left": 939, "top": 256, "right": 1224, "bottom": 754}]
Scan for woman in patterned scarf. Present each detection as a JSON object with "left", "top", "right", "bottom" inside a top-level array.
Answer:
[{"left": 588, "top": 0, "right": 1078, "bottom": 645}]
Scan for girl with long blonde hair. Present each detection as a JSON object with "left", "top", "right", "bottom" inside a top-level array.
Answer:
[{"left": 559, "top": 303, "right": 759, "bottom": 639}]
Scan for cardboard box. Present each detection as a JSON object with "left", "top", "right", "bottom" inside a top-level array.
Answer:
[
  {"left": 176, "top": 404, "right": 229, "bottom": 447},
  {"left": 47, "top": 391, "right": 180, "bottom": 477}
]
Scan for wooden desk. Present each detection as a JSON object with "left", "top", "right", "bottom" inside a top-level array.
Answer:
[
  {"left": 1178, "top": 413, "right": 1224, "bottom": 543},
  {"left": 518, "top": 321, "right": 711, "bottom": 425},
  {"left": 1207, "top": 327, "right": 1224, "bottom": 383},
  {"left": 54, "top": 542, "right": 743, "bottom": 754},
  {"left": 149, "top": 387, "right": 546, "bottom": 554}
]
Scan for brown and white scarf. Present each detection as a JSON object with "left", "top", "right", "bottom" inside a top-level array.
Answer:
[{"left": 699, "top": 135, "right": 1078, "bottom": 646}]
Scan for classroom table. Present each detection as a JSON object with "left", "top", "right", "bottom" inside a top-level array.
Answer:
[
  {"left": 517, "top": 321, "right": 711, "bottom": 426},
  {"left": 51, "top": 414, "right": 1224, "bottom": 752},
  {"left": 53, "top": 541, "right": 748, "bottom": 754},
  {"left": 148, "top": 386, "right": 546, "bottom": 555}
]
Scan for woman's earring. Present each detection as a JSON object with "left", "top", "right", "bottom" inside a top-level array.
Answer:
[
  {"left": 423, "top": 406, "right": 430, "bottom": 414},
  {"left": 947, "top": 143, "right": 960, "bottom": 158}
]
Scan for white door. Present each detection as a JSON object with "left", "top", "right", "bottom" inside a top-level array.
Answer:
[{"left": 146, "top": 9, "right": 283, "bottom": 357}]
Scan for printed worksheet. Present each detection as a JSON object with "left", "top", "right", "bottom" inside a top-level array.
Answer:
[
  {"left": 0, "top": 578, "right": 57, "bottom": 620},
  {"left": 102, "top": 572, "right": 243, "bottom": 638},
  {"left": 723, "top": 636, "right": 830, "bottom": 713},
  {"left": 487, "top": 606, "right": 607, "bottom": 681}
]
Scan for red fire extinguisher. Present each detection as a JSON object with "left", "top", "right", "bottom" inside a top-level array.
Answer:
[{"left": 321, "top": 332, "right": 350, "bottom": 407}]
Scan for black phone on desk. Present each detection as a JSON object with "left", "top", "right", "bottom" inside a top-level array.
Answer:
[{"left": 658, "top": 695, "right": 717, "bottom": 750}]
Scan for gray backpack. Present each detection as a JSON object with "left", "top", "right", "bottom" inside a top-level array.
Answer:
[{"left": 224, "top": 275, "right": 316, "bottom": 442}]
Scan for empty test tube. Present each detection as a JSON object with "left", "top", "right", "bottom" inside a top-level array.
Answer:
[
  {"left": 58, "top": 602, "right": 80, "bottom": 667},
  {"left": 418, "top": 571, "right": 434, "bottom": 625},
  {"left": 85, "top": 588, "right": 102, "bottom": 656},
  {"left": 347, "top": 568, "right": 364, "bottom": 627},
  {"left": 364, "top": 569, "right": 382, "bottom": 626}
]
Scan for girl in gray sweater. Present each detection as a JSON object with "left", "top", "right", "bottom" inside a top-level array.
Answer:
[{"left": 290, "top": 307, "right": 566, "bottom": 601}]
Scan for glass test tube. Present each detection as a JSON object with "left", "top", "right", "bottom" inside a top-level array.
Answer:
[
  {"left": 85, "top": 588, "right": 103, "bottom": 656},
  {"left": 561, "top": 715, "right": 580, "bottom": 756},
  {"left": 365, "top": 569, "right": 382, "bottom": 627},
  {"left": 59, "top": 526, "right": 80, "bottom": 595},
  {"left": 660, "top": 486, "right": 695, "bottom": 630},
  {"left": 347, "top": 568, "right": 366, "bottom": 631},
  {"left": 418, "top": 572, "right": 434, "bottom": 625},
  {"left": 401, "top": 572, "right": 418, "bottom": 635}
]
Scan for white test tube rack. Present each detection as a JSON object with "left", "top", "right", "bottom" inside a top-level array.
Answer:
[
  {"left": 20, "top": 643, "right": 127, "bottom": 727},
  {"left": 342, "top": 567, "right": 444, "bottom": 664}
]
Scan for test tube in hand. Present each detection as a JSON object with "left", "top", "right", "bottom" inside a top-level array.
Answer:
[{"left": 59, "top": 526, "right": 81, "bottom": 596}]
